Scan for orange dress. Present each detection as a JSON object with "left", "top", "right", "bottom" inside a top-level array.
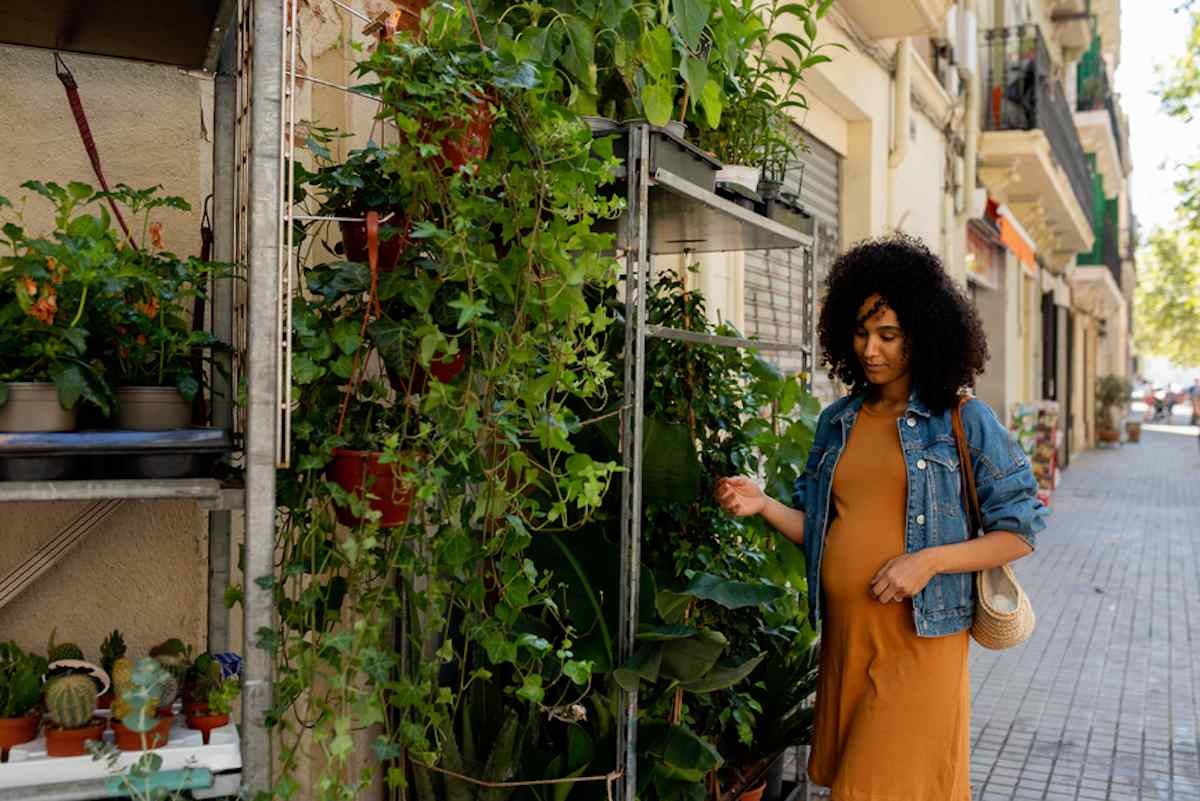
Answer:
[{"left": 807, "top": 404, "right": 971, "bottom": 800}]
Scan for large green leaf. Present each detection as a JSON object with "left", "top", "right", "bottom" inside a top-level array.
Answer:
[
  {"left": 659, "top": 628, "right": 726, "bottom": 682},
  {"left": 672, "top": 0, "right": 713, "bottom": 52},
  {"left": 52, "top": 364, "right": 85, "bottom": 410},
  {"left": 559, "top": 15, "right": 597, "bottom": 93},
  {"left": 641, "top": 27, "right": 674, "bottom": 80},
  {"left": 680, "top": 572, "right": 787, "bottom": 609},
  {"left": 613, "top": 642, "right": 663, "bottom": 690},
  {"left": 678, "top": 652, "right": 766, "bottom": 693},
  {"left": 641, "top": 79, "right": 675, "bottom": 127},
  {"left": 678, "top": 57, "right": 708, "bottom": 109},
  {"left": 642, "top": 418, "right": 701, "bottom": 502},
  {"left": 659, "top": 724, "right": 722, "bottom": 782},
  {"left": 636, "top": 624, "right": 698, "bottom": 641}
]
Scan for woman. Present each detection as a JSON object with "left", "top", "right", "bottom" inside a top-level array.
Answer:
[{"left": 716, "top": 235, "right": 1044, "bottom": 800}]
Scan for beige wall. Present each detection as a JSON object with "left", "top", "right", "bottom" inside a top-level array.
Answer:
[{"left": 0, "top": 45, "right": 216, "bottom": 657}]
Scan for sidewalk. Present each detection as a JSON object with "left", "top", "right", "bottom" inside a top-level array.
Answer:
[{"left": 969, "top": 423, "right": 1200, "bottom": 800}]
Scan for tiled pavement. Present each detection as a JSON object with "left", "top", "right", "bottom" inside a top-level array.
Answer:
[{"left": 968, "top": 422, "right": 1200, "bottom": 801}]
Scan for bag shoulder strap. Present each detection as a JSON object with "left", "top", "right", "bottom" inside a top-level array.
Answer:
[{"left": 951, "top": 396, "right": 983, "bottom": 537}]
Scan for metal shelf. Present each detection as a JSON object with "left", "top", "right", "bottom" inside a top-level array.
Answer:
[
  {"left": 2, "top": 0, "right": 236, "bottom": 72},
  {"left": 0, "top": 479, "right": 243, "bottom": 509},
  {"left": 600, "top": 168, "right": 815, "bottom": 255},
  {"left": 646, "top": 323, "right": 813, "bottom": 353}
]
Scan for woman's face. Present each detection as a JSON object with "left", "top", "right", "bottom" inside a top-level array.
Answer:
[{"left": 853, "top": 294, "right": 910, "bottom": 387}]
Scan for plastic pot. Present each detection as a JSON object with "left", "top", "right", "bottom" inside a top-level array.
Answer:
[
  {"left": 45, "top": 720, "right": 106, "bottom": 757},
  {"left": 0, "top": 382, "right": 77, "bottom": 433},
  {"left": 432, "top": 99, "right": 494, "bottom": 173},
  {"left": 327, "top": 449, "right": 414, "bottom": 528},
  {"left": 112, "top": 714, "right": 174, "bottom": 751},
  {"left": 715, "top": 164, "right": 762, "bottom": 193},
  {"left": 115, "top": 387, "right": 191, "bottom": 431},
  {"left": 186, "top": 711, "right": 230, "bottom": 744},
  {"left": 0, "top": 714, "right": 38, "bottom": 762},
  {"left": 738, "top": 782, "right": 767, "bottom": 801},
  {"left": 338, "top": 210, "right": 410, "bottom": 271}
]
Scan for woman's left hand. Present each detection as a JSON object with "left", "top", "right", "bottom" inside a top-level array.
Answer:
[{"left": 870, "top": 551, "right": 939, "bottom": 603}]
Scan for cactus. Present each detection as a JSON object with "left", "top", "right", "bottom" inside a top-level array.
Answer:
[
  {"left": 99, "top": 630, "right": 126, "bottom": 677},
  {"left": 45, "top": 673, "right": 97, "bottom": 729},
  {"left": 111, "top": 656, "right": 134, "bottom": 692},
  {"left": 47, "top": 628, "right": 84, "bottom": 663},
  {"left": 149, "top": 639, "right": 190, "bottom": 689}
]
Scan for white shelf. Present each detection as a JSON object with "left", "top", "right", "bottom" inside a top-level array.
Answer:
[{"left": 0, "top": 479, "right": 243, "bottom": 509}]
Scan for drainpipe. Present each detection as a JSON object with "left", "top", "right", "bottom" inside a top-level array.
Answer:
[
  {"left": 960, "top": 0, "right": 979, "bottom": 221},
  {"left": 890, "top": 38, "right": 912, "bottom": 168}
]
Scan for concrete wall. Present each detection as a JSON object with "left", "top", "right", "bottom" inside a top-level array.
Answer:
[{"left": 0, "top": 45, "right": 215, "bottom": 657}]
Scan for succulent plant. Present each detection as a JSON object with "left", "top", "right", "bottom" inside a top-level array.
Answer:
[
  {"left": 45, "top": 673, "right": 97, "bottom": 729},
  {"left": 99, "top": 630, "right": 126, "bottom": 678},
  {"left": 46, "top": 628, "right": 84, "bottom": 663},
  {"left": 0, "top": 641, "right": 47, "bottom": 718},
  {"left": 114, "top": 658, "right": 174, "bottom": 734}
]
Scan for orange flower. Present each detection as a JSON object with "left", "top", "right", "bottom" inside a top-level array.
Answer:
[
  {"left": 21, "top": 276, "right": 37, "bottom": 297},
  {"left": 46, "top": 257, "right": 65, "bottom": 284},
  {"left": 28, "top": 286, "right": 57, "bottom": 325},
  {"left": 136, "top": 334, "right": 147, "bottom": 345},
  {"left": 136, "top": 296, "right": 160, "bottom": 320},
  {"left": 149, "top": 222, "right": 165, "bottom": 250}
]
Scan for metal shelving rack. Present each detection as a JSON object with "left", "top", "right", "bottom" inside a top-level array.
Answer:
[
  {"left": 0, "top": 0, "right": 280, "bottom": 797},
  {"left": 614, "top": 125, "right": 815, "bottom": 801}
]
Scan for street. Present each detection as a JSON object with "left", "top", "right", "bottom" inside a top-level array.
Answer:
[{"left": 969, "top": 421, "right": 1200, "bottom": 800}]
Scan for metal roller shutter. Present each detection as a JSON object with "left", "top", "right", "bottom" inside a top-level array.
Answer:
[{"left": 744, "top": 132, "right": 841, "bottom": 399}]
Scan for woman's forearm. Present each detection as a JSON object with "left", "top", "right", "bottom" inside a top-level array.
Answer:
[
  {"left": 927, "top": 531, "right": 1033, "bottom": 575},
  {"left": 761, "top": 497, "right": 806, "bottom": 545}
]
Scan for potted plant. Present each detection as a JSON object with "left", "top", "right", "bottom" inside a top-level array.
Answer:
[
  {"left": 96, "top": 630, "right": 126, "bottom": 710},
  {"left": 294, "top": 136, "right": 415, "bottom": 271},
  {"left": 43, "top": 672, "right": 104, "bottom": 757},
  {"left": 184, "top": 658, "right": 239, "bottom": 745},
  {"left": 0, "top": 183, "right": 120, "bottom": 435},
  {"left": 0, "top": 642, "right": 47, "bottom": 762},
  {"left": 111, "top": 657, "right": 176, "bottom": 751},
  {"left": 1095, "top": 374, "right": 1132, "bottom": 443}
]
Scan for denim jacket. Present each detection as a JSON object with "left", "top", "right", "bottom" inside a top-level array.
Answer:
[{"left": 792, "top": 392, "right": 1046, "bottom": 637}]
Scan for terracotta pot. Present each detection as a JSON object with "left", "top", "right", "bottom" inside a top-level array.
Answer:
[
  {"left": 0, "top": 382, "right": 77, "bottom": 432},
  {"left": 115, "top": 386, "right": 191, "bottom": 430},
  {"left": 186, "top": 711, "right": 230, "bottom": 744},
  {"left": 1097, "top": 429, "right": 1121, "bottom": 443},
  {"left": 338, "top": 210, "right": 411, "bottom": 271},
  {"left": 112, "top": 714, "right": 174, "bottom": 751},
  {"left": 327, "top": 449, "right": 414, "bottom": 528},
  {"left": 181, "top": 696, "right": 207, "bottom": 717},
  {"left": 0, "top": 714, "right": 38, "bottom": 762},
  {"left": 45, "top": 720, "right": 106, "bottom": 757},
  {"left": 431, "top": 100, "right": 494, "bottom": 173},
  {"left": 388, "top": 349, "right": 468, "bottom": 395},
  {"left": 738, "top": 782, "right": 767, "bottom": 801}
]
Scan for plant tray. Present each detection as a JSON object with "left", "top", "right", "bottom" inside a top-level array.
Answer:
[
  {"left": 0, "top": 428, "right": 233, "bottom": 482},
  {"left": 610, "top": 123, "right": 722, "bottom": 192},
  {"left": 0, "top": 713, "right": 240, "bottom": 797},
  {"left": 759, "top": 194, "right": 815, "bottom": 237}
]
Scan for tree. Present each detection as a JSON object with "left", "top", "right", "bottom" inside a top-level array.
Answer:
[{"left": 1134, "top": 227, "right": 1200, "bottom": 366}]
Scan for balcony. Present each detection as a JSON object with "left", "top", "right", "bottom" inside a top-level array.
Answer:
[
  {"left": 836, "top": 0, "right": 953, "bottom": 38},
  {"left": 1075, "top": 42, "right": 1126, "bottom": 197},
  {"left": 977, "top": 25, "right": 1094, "bottom": 270}
]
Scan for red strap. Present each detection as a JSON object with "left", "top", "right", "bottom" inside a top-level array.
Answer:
[{"left": 54, "top": 54, "right": 134, "bottom": 243}]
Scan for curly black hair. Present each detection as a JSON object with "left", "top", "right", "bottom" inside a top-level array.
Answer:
[{"left": 817, "top": 234, "right": 989, "bottom": 412}]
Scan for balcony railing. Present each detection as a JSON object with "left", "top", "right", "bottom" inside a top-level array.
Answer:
[
  {"left": 1101, "top": 201, "right": 1121, "bottom": 288},
  {"left": 980, "top": 25, "right": 1094, "bottom": 231},
  {"left": 1076, "top": 56, "right": 1125, "bottom": 171}
]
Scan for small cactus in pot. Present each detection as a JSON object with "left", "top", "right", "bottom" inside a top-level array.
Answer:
[
  {"left": 149, "top": 639, "right": 190, "bottom": 704},
  {"left": 46, "top": 628, "right": 84, "bottom": 663},
  {"left": 111, "top": 658, "right": 176, "bottom": 751},
  {"left": 43, "top": 672, "right": 103, "bottom": 757}
]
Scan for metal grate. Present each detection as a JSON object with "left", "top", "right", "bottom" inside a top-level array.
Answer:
[{"left": 232, "top": 0, "right": 255, "bottom": 444}]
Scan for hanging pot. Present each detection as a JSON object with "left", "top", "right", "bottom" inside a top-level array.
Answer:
[
  {"left": 185, "top": 711, "right": 230, "bottom": 745},
  {"left": 112, "top": 714, "right": 174, "bottom": 751},
  {"left": 431, "top": 99, "right": 494, "bottom": 173},
  {"left": 386, "top": 348, "right": 469, "bottom": 396},
  {"left": 0, "top": 382, "right": 77, "bottom": 433},
  {"left": 327, "top": 449, "right": 414, "bottom": 528},
  {"left": 44, "top": 720, "right": 106, "bottom": 757},
  {"left": 115, "top": 387, "right": 192, "bottom": 431},
  {"left": 338, "top": 210, "right": 411, "bottom": 271},
  {"left": 0, "top": 714, "right": 38, "bottom": 762}
]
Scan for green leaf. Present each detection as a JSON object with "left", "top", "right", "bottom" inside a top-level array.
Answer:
[
  {"left": 659, "top": 725, "right": 722, "bottom": 782},
  {"left": 636, "top": 624, "right": 699, "bottom": 641},
  {"left": 612, "top": 643, "right": 663, "bottom": 690},
  {"left": 659, "top": 628, "right": 726, "bottom": 682},
  {"left": 562, "top": 659, "right": 593, "bottom": 686},
  {"left": 679, "top": 572, "right": 788, "bottom": 609},
  {"left": 699, "top": 78, "right": 724, "bottom": 128},
  {"left": 641, "top": 419, "right": 701, "bottom": 503},
  {"left": 641, "top": 79, "right": 675, "bottom": 126},
  {"left": 641, "top": 28, "right": 674, "bottom": 79},
  {"left": 0, "top": 383, "right": 9, "bottom": 407},
  {"left": 52, "top": 364, "right": 86, "bottom": 410},
  {"left": 559, "top": 15, "right": 597, "bottom": 93},
  {"left": 679, "top": 57, "right": 709, "bottom": 109},
  {"left": 672, "top": 0, "right": 713, "bottom": 52},
  {"left": 332, "top": 318, "right": 362, "bottom": 355},
  {"left": 678, "top": 653, "right": 766, "bottom": 693},
  {"left": 448, "top": 293, "right": 492, "bottom": 328},
  {"left": 516, "top": 674, "right": 545, "bottom": 705}
]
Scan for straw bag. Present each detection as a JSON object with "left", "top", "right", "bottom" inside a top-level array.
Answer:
[{"left": 951, "top": 399, "right": 1036, "bottom": 650}]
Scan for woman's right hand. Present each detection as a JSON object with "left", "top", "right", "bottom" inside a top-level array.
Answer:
[{"left": 715, "top": 476, "right": 768, "bottom": 517}]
